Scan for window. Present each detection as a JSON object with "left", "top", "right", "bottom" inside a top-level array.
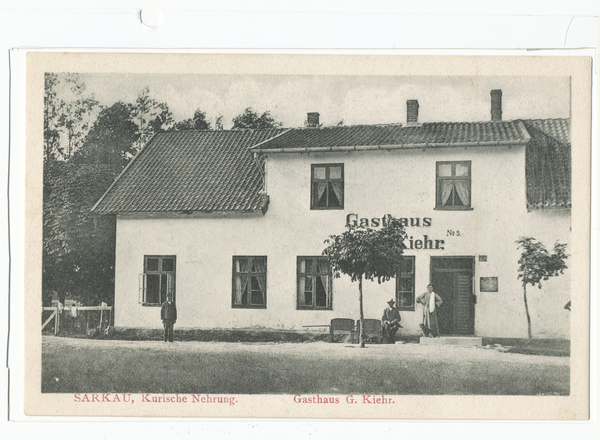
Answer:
[
  {"left": 311, "top": 164, "right": 344, "bottom": 210},
  {"left": 436, "top": 161, "right": 471, "bottom": 209},
  {"left": 396, "top": 256, "right": 415, "bottom": 311},
  {"left": 297, "top": 257, "right": 332, "bottom": 309},
  {"left": 139, "top": 256, "right": 175, "bottom": 306},
  {"left": 232, "top": 256, "right": 267, "bottom": 308}
]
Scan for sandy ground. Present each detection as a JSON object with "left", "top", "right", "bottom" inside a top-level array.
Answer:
[
  {"left": 42, "top": 335, "right": 570, "bottom": 395},
  {"left": 42, "top": 335, "right": 569, "bottom": 367}
]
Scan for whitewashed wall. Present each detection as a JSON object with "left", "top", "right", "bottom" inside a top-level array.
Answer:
[{"left": 114, "top": 144, "right": 571, "bottom": 339}]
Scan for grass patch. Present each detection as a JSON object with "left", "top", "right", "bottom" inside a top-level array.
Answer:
[
  {"left": 482, "top": 338, "right": 570, "bottom": 357},
  {"left": 110, "top": 327, "right": 333, "bottom": 343}
]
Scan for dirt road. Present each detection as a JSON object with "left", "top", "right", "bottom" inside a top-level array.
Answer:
[{"left": 42, "top": 336, "right": 569, "bottom": 395}]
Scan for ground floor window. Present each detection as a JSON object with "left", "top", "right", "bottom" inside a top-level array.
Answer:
[
  {"left": 396, "top": 256, "right": 415, "bottom": 311},
  {"left": 297, "top": 256, "right": 332, "bottom": 309},
  {"left": 232, "top": 256, "right": 267, "bottom": 308},
  {"left": 139, "top": 256, "right": 175, "bottom": 306}
]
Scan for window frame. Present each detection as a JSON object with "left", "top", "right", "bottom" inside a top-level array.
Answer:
[
  {"left": 139, "top": 255, "right": 176, "bottom": 307},
  {"left": 395, "top": 255, "right": 415, "bottom": 311},
  {"left": 435, "top": 160, "right": 473, "bottom": 210},
  {"left": 296, "top": 256, "right": 333, "bottom": 310},
  {"left": 310, "top": 163, "right": 345, "bottom": 210},
  {"left": 232, "top": 256, "right": 268, "bottom": 309}
]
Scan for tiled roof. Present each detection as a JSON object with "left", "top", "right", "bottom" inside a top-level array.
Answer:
[
  {"left": 251, "top": 121, "right": 531, "bottom": 152},
  {"left": 522, "top": 119, "right": 571, "bottom": 210},
  {"left": 92, "top": 129, "right": 285, "bottom": 214},
  {"left": 93, "top": 118, "right": 570, "bottom": 214},
  {"left": 522, "top": 118, "right": 570, "bottom": 145}
]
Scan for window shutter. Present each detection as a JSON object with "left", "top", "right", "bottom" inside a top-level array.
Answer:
[
  {"left": 166, "top": 273, "right": 174, "bottom": 297},
  {"left": 138, "top": 274, "right": 146, "bottom": 304}
]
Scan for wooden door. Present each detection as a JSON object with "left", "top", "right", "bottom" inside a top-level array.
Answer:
[{"left": 431, "top": 257, "right": 474, "bottom": 335}]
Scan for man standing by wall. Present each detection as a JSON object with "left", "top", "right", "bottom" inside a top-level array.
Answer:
[
  {"left": 381, "top": 299, "right": 402, "bottom": 344},
  {"left": 161, "top": 293, "right": 177, "bottom": 342},
  {"left": 417, "top": 284, "right": 443, "bottom": 338}
]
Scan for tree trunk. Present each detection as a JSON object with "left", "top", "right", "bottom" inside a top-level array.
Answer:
[
  {"left": 359, "top": 276, "right": 365, "bottom": 348},
  {"left": 523, "top": 285, "right": 532, "bottom": 339}
]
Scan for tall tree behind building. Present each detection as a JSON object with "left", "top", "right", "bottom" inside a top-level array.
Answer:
[
  {"left": 75, "top": 102, "right": 140, "bottom": 172},
  {"left": 130, "top": 87, "right": 174, "bottom": 152},
  {"left": 43, "top": 73, "right": 100, "bottom": 161},
  {"left": 172, "top": 109, "right": 212, "bottom": 131},
  {"left": 232, "top": 107, "right": 283, "bottom": 129},
  {"left": 43, "top": 98, "right": 140, "bottom": 306},
  {"left": 43, "top": 160, "right": 118, "bottom": 306}
]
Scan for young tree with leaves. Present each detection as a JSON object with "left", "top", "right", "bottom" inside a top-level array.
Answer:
[
  {"left": 516, "top": 237, "right": 569, "bottom": 339},
  {"left": 322, "top": 218, "right": 407, "bottom": 347},
  {"left": 232, "top": 107, "right": 283, "bottom": 129}
]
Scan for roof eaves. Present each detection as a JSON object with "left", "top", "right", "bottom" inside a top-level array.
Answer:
[
  {"left": 114, "top": 207, "right": 268, "bottom": 218},
  {"left": 252, "top": 139, "right": 531, "bottom": 154}
]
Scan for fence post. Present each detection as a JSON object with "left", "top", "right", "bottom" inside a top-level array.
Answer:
[{"left": 54, "top": 304, "right": 60, "bottom": 335}]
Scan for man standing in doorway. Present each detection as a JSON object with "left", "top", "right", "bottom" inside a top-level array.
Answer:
[
  {"left": 416, "top": 284, "right": 443, "bottom": 338},
  {"left": 381, "top": 299, "right": 402, "bottom": 344},
  {"left": 161, "top": 293, "right": 177, "bottom": 342}
]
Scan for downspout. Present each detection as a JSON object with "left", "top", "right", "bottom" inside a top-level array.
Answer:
[{"left": 253, "top": 152, "right": 266, "bottom": 194}]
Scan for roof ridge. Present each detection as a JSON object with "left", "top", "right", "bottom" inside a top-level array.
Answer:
[
  {"left": 161, "top": 127, "right": 287, "bottom": 134},
  {"left": 294, "top": 122, "right": 405, "bottom": 129}
]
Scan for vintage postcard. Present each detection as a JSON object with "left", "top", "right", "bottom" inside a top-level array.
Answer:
[{"left": 20, "top": 52, "right": 591, "bottom": 419}]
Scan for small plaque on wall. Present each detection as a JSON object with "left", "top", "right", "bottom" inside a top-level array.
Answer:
[{"left": 480, "top": 277, "right": 498, "bottom": 292}]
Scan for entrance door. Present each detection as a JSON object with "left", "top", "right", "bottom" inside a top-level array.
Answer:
[{"left": 430, "top": 257, "right": 474, "bottom": 335}]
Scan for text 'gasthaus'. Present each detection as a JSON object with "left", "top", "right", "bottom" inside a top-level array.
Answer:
[{"left": 346, "top": 213, "right": 432, "bottom": 228}]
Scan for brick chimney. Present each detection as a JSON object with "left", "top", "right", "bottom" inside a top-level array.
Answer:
[
  {"left": 491, "top": 89, "right": 502, "bottom": 121},
  {"left": 306, "top": 112, "right": 320, "bottom": 127},
  {"left": 406, "top": 100, "right": 419, "bottom": 125}
]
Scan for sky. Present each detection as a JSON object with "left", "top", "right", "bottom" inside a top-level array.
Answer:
[{"left": 60, "top": 73, "right": 571, "bottom": 129}]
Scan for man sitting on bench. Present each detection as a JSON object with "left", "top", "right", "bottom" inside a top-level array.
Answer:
[{"left": 381, "top": 299, "right": 402, "bottom": 344}]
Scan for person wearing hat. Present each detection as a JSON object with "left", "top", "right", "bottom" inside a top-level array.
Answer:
[
  {"left": 416, "top": 284, "right": 443, "bottom": 338},
  {"left": 160, "top": 293, "right": 177, "bottom": 342},
  {"left": 381, "top": 298, "right": 402, "bottom": 344}
]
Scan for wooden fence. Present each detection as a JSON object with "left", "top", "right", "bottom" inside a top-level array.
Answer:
[{"left": 42, "top": 305, "right": 113, "bottom": 336}]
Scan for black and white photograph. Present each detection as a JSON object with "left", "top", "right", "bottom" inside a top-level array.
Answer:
[{"left": 23, "top": 53, "right": 591, "bottom": 419}]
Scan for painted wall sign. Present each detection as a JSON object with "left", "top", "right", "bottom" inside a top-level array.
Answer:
[
  {"left": 345, "top": 213, "right": 445, "bottom": 250},
  {"left": 346, "top": 213, "right": 432, "bottom": 228}
]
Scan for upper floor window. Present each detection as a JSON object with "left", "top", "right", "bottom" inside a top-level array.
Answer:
[
  {"left": 436, "top": 161, "right": 471, "bottom": 210},
  {"left": 232, "top": 256, "right": 267, "bottom": 308},
  {"left": 297, "top": 256, "right": 332, "bottom": 310},
  {"left": 139, "top": 256, "right": 176, "bottom": 306},
  {"left": 311, "top": 164, "right": 344, "bottom": 210}
]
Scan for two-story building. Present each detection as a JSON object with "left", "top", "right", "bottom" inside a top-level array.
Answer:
[{"left": 92, "top": 90, "right": 571, "bottom": 339}]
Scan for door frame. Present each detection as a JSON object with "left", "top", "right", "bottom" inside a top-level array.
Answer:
[{"left": 429, "top": 256, "right": 475, "bottom": 335}]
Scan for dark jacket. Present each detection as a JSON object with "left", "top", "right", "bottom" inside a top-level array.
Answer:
[
  {"left": 161, "top": 300, "right": 177, "bottom": 323},
  {"left": 381, "top": 307, "right": 401, "bottom": 325}
]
